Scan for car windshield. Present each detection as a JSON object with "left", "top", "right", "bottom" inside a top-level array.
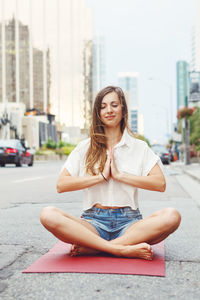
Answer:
[
  {"left": 0, "top": 140, "right": 18, "bottom": 148},
  {"left": 151, "top": 145, "right": 168, "bottom": 153}
]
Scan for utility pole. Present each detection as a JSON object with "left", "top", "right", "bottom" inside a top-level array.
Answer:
[
  {"left": 184, "top": 118, "right": 190, "bottom": 165},
  {"left": 182, "top": 95, "right": 190, "bottom": 165}
]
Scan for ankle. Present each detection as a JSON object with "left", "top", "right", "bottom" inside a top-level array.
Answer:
[{"left": 109, "top": 244, "right": 125, "bottom": 256}]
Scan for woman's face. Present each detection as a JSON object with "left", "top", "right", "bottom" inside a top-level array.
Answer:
[{"left": 99, "top": 92, "right": 123, "bottom": 128}]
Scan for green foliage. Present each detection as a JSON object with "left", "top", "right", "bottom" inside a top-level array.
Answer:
[
  {"left": 45, "top": 138, "right": 57, "bottom": 149},
  {"left": 134, "top": 134, "right": 151, "bottom": 147},
  {"left": 58, "top": 140, "right": 65, "bottom": 148},
  {"left": 195, "top": 145, "right": 200, "bottom": 152},
  {"left": 55, "top": 145, "right": 76, "bottom": 156},
  {"left": 35, "top": 149, "right": 55, "bottom": 155},
  {"left": 36, "top": 138, "right": 76, "bottom": 157},
  {"left": 190, "top": 107, "right": 200, "bottom": 146}
]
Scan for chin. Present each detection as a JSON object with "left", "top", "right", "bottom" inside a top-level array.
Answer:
[{"left": 104, "top": 122, "right": 120, "bottom": 128}]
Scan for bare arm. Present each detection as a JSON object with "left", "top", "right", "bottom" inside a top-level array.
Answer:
[
  {"left": 56, "top": 169, "right": 104, "bottom": 193},
  {"left": 111, "top": 158, "right": 166, "bottom": 192},
  {"left": 57, "top": 155, "right": 111, "bottom": 193}
]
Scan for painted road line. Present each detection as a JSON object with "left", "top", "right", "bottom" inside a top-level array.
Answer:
[{"left": 13, "top": 176, "right": 44, "bottom": 183}]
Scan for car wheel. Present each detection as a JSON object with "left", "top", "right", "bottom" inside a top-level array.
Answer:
[
  {"left": 28, "top": 158, "right": 34, "bottom": 167},
  {"left": 16, "top": 157, "right": 23, "bottom": 167}
]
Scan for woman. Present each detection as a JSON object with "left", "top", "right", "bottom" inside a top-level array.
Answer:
[{"left": 40, "top": 86, "right": 181, "bottom": 260}]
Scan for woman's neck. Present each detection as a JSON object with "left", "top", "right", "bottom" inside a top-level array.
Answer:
[{"left": 105, "top": 127, "right": 123, "bottom": 149}]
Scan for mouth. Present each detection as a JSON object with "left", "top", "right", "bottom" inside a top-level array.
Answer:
[{"left": 106, "top": 115, "right": 115, "bottom": 120}]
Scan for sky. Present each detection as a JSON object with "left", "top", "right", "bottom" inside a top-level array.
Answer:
[{"left": 87, "top": 0, "right": 196, "bottom": 144}]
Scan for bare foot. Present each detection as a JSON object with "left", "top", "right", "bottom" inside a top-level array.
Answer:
[
  {"left": 70, "top": 244, "right": 101, "bottom": 256},
  {"left": 119, "top": 243, "right": 153, "bottom": 260}
]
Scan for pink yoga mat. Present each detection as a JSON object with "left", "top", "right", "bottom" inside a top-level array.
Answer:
[{"left": 23, "top": 241, "right": 165, "bottom": 277}]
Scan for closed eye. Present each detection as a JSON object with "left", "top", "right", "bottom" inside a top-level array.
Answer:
[{"left": 100, "top": 103, "right": 119, "bottom": 109}]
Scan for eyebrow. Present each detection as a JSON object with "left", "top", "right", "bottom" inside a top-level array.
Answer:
[{"left": 101, "top": 101, "right": 119, "bottom": 105}]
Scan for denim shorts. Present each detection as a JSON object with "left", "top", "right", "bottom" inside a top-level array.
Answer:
[{"left": 81, "top": 206, "right": 143, "bottom": 241}]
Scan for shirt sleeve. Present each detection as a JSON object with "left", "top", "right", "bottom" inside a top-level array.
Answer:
[
  {"left": 61, "top": 146, "right": 81, "bottom": 177},
  {"left": 142, "top": 144, "right": 163, "bottom": 176}
]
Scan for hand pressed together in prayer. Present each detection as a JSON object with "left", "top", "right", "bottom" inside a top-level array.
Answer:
[{"left": 102, "top": 147, "right": 120, "bottom": 181}]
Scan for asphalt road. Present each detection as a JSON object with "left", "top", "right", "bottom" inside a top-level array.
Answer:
[{"left": 0, "top": 161, "right": 200, "bottom": 300}]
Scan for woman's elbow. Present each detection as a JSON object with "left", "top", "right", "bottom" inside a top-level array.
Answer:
[
  {"left": 56, "top": 182, "right": 64, "bottom": 193},
  {"left": 56, "top": 183, "right": 61, "bottom": 193},
  {"left": 159, "top": 179, "right": 166, "bottom": 192}
]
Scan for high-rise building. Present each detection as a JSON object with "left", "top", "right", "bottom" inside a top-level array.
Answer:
[
  {"left": 176, "top": 61, "right": 189, "bottom": 109},
  {"left": 93, "top": 36, "right": 106, "bottom": 95},
  {"left": 0, "top": 18, "right": 50, "bottom": 113},
  {"left": 189, "top": 0, "right": 200, "bottom": 107},
  {"left": 1, "top": 0, "right": 93, "bottom": 134},
  {"left": 118, "top": 72, "right": 138, "bottom": 108},
  {"left": 48, "top": 0, "right": 93, "bottom": 131},
  {"left": 83, "top": 40, "right": 93, "bottom": 131},
  {"left": 191, "top": 0, "right": 200, "bottom": 72},
  {"left": 118, "top": 72, "right": 139, "bottom": 133}
]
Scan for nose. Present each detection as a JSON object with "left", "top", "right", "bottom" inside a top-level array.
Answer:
[{"left": 106, "top": 105, "right": 113, "bottom": 113}]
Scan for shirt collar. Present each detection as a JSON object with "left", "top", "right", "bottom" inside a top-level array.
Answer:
[{"left": 114, "top": 128, "right": 133, "bottom": 149}]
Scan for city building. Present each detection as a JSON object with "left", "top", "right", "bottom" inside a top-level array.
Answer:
[
  {"left": 92, "top": 35, "right": 106, "bottom": 96},
  {"left": 0, "top": 17, "right": 52, "bottom": 145},
  {"left": 83, "top": 40, "right": 93, "bottom": 132},
  {"left": 0, "top": 18, "right": 51, "bottom": 113},
  {"left": 33, "top": 47, "right": 51, "bottom": 113},
  {"left": 189, "top": 0, "right": 200, "bottom": 107},
  {"left": 0, "top": 0, "right": 93, "bottom": 146},
  {"left": 191, "top": 0, "right": 200, "bottom": 72},
  {"left": 176, "top": 61, "right": 189, "bottom": 109},
  {"left": 49, "top": 0, "right": 93, "bottom": 133},
  {"left": 118, "top": 72, "right": 140, "bottom": 134}
]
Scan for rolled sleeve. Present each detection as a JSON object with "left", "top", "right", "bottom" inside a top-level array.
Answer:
[
  {"left": 142, "top": 144, "right": 163, "bottom": 176},
  {"left": 61, "top": 148, "right": 81, "bottom": 177}
]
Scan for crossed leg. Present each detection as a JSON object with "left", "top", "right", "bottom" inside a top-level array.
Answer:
[
  {"left": 71, "top": 207, "right": 181, "bottom": 256},
  {"left": 40, "top": 206, "right": 181, "bottom": 260},
  {"left": 110, "top": 207, "right": 181, "bottom": 246}
]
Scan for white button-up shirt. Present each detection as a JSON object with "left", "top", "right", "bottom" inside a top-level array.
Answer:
[{"left": 62, "top": 129, "right": 163, "bottom": 210}]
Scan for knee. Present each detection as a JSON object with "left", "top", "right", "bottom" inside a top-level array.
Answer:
[
  {"left": 162, "top": 207, "right": 181, "bottom": 231},
  {"left": 40, "top": 206, "right": 59, "bottom": 229}
]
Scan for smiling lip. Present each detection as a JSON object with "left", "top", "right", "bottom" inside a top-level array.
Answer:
[{"left": 106, "top": 116, "right": 115, "bottom": 120}]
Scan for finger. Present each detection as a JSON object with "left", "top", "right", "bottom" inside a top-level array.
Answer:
[
  {"left": 109, "top": 147, "right": 113, "bottom": 160},
  {"left": 106, "top": 154, "right": 111, "bottom": 163}
]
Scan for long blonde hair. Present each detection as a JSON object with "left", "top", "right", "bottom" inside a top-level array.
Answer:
[{"left": 85, "top": 86, "right": 133, "bottom": 175}]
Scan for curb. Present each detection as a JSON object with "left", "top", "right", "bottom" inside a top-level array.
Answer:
[
  {"left": 34, "top": 155, "right": 68, "bottom": 161},
  {"left": 170, "top": 162, "right": 200, "bottom": 183},
  {"left": 182, "top": 170, "right": 200, "bottom": 184}
]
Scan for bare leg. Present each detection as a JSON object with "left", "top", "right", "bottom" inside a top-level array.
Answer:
[
  {"left": 110, "top": 207, "right": 181, "bottom": 246},
  {"left": 75, "top": 207, "right": 181, "bottom": 256},
  {"left": 40, "top": 206, "right": 153, "bottom": 260},
  {"left": 42, "top": 207, "right": 101, "bottom": 256}
]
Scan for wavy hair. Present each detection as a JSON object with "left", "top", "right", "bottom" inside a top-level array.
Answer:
[{"left": 85, "top": 86, "right": 133, "bottom": 175}]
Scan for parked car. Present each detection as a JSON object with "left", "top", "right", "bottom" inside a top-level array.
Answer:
[
  {"left": 151, "top": 144, "right": 170, "bottom": 165},
  {"left": 0, "top": 139, "right": 34, "bottom": 167},
  {"left": 168, "top": 148, "right": 174, "bottom": 162}
]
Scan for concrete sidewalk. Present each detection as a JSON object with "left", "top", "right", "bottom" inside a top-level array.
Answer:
[{"left": 171, "top": 161, "right": 200, "bottom": 183}]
